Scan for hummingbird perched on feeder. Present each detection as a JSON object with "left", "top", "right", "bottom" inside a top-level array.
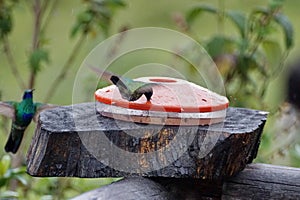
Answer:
[
  {"left": 89, "top": 65, "right": 157, "bottom": 101},
  {"left": 0, "top": 89, "right": 55, "bottom": 154}
]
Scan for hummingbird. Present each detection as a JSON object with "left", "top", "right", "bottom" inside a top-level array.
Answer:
[
  {"left": 0, "top": 89, "right": 54, "bottom": 153},
  {"left": 89, "top": 65, "right": 156, "bottom": 101}
]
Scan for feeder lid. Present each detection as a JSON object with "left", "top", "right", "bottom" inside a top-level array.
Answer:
[
  {"left": 95, "top": 77, "right": 228, "bottom": 125},
  {"left": 95, "top": 77, "right": 229, "bottom": 113}
]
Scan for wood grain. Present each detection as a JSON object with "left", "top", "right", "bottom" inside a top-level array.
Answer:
[
  {"left": 27, "top": 102, "right": 267, "bottom": 181},
  {"left": 72, "top": 164, "right": 300, "bottom": 200}
]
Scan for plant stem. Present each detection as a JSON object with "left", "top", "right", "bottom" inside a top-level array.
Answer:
[
  {"left": 32, "top": 0, "right": 42, "bottom": 50},
  {"left": 271, "top": 49, "right": 290, "bottom": 78},
  {"left": 2, "top": 36, "right": 26, "bottom": 90},
  {"left": 44, "top": 34, "right": 86, "bottom": 102},
  {"left": 41, "top": 0, "right": 50, "bottom": 14},
  {"left": 217, "top": 0, "right": 225, "bottom": 34},
  {"left": 29, "top": 0, "right": 42, "bottom": 89},
  {"left": 40, "top": 0, "right": 58, "bottom": 34},
  {"left": 247, "top": 8, "right": 279, "bottom": 58},
  {"left": 106, "top": 26, "right": 128, "bottom": 60}
]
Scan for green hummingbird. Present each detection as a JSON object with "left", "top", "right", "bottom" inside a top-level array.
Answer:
[
  {"left": 0, "top": 89, "right": 54, "bottom": 153},
  {"left": 90, "top": 66, "right": 156, "bottom": 101}
]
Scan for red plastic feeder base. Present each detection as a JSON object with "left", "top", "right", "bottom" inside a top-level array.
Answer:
[{"left": 95, "top": 77, "right": 229, "bottom": 125}]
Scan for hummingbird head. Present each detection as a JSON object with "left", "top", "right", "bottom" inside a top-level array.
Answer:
[{"left": 23, "top": 89, "right": 34, "bottom": 100}]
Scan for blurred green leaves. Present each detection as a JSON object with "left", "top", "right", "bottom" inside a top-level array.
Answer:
[
  {"left": 0, "top": 7, "right": 12, "bottom": 38},
  {"left": 29, "top": 48, "right": 50, "bottom": 74},
  {"left": 185, "top": 0, "right": 298, "bottom": 167},
  {"left": 0, "top": 155, "right": 27, "bottom": 199},
  {"left": 187, "top": 5, "right": 247, "bottom": 38},
  {"left": 0, "top": 155, "right": 27, "bottom": 188},
  {"left": 71, "top": 0, "right": 126, "bottom": 38},
  {"left": 186, "top": 0, "right": 294, "bottom": 109},
  {"left": 0, "top": 0, "right": 18, "bottom": 39},
  {"left": 43, "top": 0, "right": 126, "bottom": 102},
  {"left": 291, "top": 144, "right": 300, "bottom": 167},
  {"left": 0, "top": 155, "right": 10, "bottom": 179},
  {"left": 274, "top": 13, "right": 294, "bottom": 49},
  {"left": 186, "top": 4, "right": 217, "bottom": 25},
  {"left": 226, "top": 11, "right": 247, "bottom": 38},
  {"left": 250, "top": 7, "right": 294, "bottom": 50}
]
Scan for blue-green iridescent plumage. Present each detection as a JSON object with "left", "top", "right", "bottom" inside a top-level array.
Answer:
[{"left": 0, "top": 90, "right": 51, "bottom": 153}]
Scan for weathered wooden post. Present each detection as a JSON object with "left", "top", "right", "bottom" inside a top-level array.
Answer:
[{"left": 26, "top": 77, "right": 300, "bottom": 199}]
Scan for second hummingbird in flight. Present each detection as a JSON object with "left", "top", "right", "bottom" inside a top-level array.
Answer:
[
  {"left": 90, "top": 66, "right": 156, "bottom": 101},
  {"left": 0, "top": 89, "right": 54, "bottom": 154}
]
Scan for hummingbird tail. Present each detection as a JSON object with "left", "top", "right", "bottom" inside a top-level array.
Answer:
[{"left": 4, "top": 125, "right": 25, "bottom": 154}]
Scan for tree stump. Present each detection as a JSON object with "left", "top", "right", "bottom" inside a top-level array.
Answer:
[{"left": 27, "top": 102, "right": 267, "bottom": 182}]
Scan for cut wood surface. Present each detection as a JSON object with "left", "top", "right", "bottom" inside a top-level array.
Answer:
[
  {"left": 27, "top": 102, "right": 267, "bottom": 181},
  {"left": 72, "top": 164, "right": 300, "bottom": 200}
]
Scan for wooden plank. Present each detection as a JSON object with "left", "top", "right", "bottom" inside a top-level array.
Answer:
[
  {"left": 26, "top": 102, "right": 267, "bottom": 181},
  {"left": 72, "top": 177, "right": 172, "bottom": 200},
  {"left": 71, "top": 164, "right": 300, "bottom": 200},
  {"left": 223, "top": 163, "right": 300, "bottom": 199}
]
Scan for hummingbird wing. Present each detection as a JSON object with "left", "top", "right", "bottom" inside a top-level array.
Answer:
[
  {"left": 88, "top": 65, "right": 115, "bottom": 82},
  {"left": 89, "top": 65, "right": 133, "bottom": 100},
  {"left": 0, "top": 101, "right": 16, "bottom": 120},
  {"left": 89, "top": 64, "right": 157, "bottom": 101},
  {"left": 110, "top": 76, "right": 134, "bottom": 100},
  {"left": 33, "top": 103, "right": 57, "bottom": 122}
]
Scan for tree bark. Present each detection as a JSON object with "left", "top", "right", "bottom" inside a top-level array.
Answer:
[
  {"left": 222, "top": 163, "right": 300, "bottom": 200},
  {"left": 27, "top": 102, "right": 267, "bottom": 182},
  {"left": 71, "top": 164, "right": 300, "bottom": 200}
]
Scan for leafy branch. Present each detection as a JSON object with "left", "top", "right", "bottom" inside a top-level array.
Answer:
[
  {"left": 44, "top": 34, "right": 86, "bottom": 102},
  {"left": 2, "top": 36, "right": 26, "bottom": 90},
  {"left": 28, "top": 0, "right": 48, "bottom": 89},
  {"left": 185, "top": 0, "right": 296, "bottom": 165},
  {"left": 185, "top": 0, "right": 294, "bottom": 109},
  {"left": 44, "top": 0, "right": 126, "bottom": 102},
  {"left": 1, "top": 0, "right": 125, "bottom": 101},
  {"left": 0, "top": 155, "right": 27, "bottom": 199},
  {"left": 0, "top": 0, "right": 126, "bottom": 196},
  {"left": 0, "top": 0, "right": 26, "bottom": 90}
]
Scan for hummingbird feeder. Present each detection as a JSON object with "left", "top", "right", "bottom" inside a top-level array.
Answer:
[{"left": 95, "top": 77, "right": 229, "bottom": 125}]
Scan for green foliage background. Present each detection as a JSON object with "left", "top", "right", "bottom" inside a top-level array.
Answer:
[{"left": 0, "top": 0, "right": 300, "bottom": 199}]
